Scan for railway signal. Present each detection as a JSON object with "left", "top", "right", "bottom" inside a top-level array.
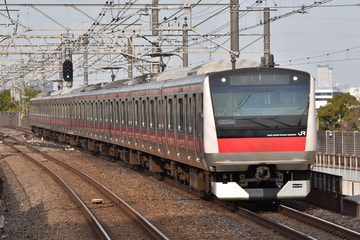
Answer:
[{"left": 63, "top": 60, "right": 73, "bottom": 82}]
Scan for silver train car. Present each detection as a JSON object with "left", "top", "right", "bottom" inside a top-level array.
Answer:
[{"left": 30, "top": 59, "right": 316, "bottom": 200}]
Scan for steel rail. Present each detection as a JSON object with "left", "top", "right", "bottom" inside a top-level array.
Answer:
[
  {"left": 279, "top": 204, "right": 360, "bottom": 240},
  {"left": 237, "top": 207, "right": 316, "bottom": 240},
  {"left": 10, "top": 144, "right": 112, "bottom": 240},
  {"left": 16, "top": 140, "right": 170, "bottom": 240}
]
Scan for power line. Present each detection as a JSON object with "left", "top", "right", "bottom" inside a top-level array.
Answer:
[{"left": 278, "top": 45, "right": 360, "bottom": 66}]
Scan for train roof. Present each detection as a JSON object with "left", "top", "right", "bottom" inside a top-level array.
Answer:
[{"left": 32, "top": 58, "right": 260, "bottom": 100}]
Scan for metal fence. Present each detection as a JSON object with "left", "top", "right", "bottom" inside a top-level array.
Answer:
[
  {"left": 317, "top": 131, "right": 360, "bottom": 155},
  {"left": 0, "top": 112, "right": 30, "bottom": 129}
]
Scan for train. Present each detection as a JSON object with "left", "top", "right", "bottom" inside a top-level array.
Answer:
[{"left": 29, "top": 58, "right": 317, "bottom": 200}]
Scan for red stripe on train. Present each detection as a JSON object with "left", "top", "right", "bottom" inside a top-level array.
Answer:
[{"left": 217, "top": 137, "right": 306, "bottom": 153}]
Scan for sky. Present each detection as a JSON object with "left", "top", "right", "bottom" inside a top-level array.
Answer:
[
  {"left": 1, "top": 1, "right": 360, "bottom": 89},
  {"left": 249, "top": 1, "right": 360, "bottom": 88}
]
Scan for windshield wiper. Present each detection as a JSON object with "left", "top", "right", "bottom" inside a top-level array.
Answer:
[
  {"left": 234, "top": 94, "right": 251, "bottom": 114},
  {"left": 248, "top": 119, "right": 271, "bottom": 128}
]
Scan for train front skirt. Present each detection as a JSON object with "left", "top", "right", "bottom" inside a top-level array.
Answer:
[{"left": 211, "top": 180, "right": 311, "bottom": 200}]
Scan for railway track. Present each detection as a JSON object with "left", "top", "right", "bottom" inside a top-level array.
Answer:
[
  {"left": 242, "top": 204, "right": 360, "bottom": 240},
  {"left": 3, "top": 127, "right": 360, "bottom": 239},
  {"left": 278, "top": 204, "right": 360, "bottom": 240},
  {"left": 4, "top": 135, "right": 171, "bottom": 240}
]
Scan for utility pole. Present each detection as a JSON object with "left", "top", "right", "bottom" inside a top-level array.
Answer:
[
  {"left": 182, "top": 19, "right": 189, "bottom": 68},
  {"left": 83, "top": 34, "right": 89, "bottom": 86},
  {"left": 152, "top": 0, "right": 160, "bottom": 74},
  {"left": 58, "top": 53, "right": 63, "bottom": 90},
  {"left": 263, "top": 8, "right": 274, "bottom": 67},
  {"left": 230, "top": 0, "right": 239, "bottom": 69},
  {"left": 127, "top": 37, "right": 133, "bottom": 79}
]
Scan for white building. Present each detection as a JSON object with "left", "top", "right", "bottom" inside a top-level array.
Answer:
[{"left": 315, "top": 65, "right": 333, "bottom": 109}]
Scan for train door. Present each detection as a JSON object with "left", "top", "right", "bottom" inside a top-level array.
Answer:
[
  {"left": 176, "top": 95, "right": 187, "bottom": 159},
  {"left": 194, "top": 93, "right": 204, "bottom": 163},
  {"left": 134, "top": 99, "right": 140, "bottom": 148},
  {"left": 68, "top": 101, "right": 74, "bottom": 132},
  {"left": 114, "top": 99, "right": 121, "bottom": 141},
  {"left": 186, "top": 94, "right": 197, "bottom": 162},
  {"left": 94, "top": 101, "right": 99, "bottom": 137},
  {"left": 127, "top": 99, "right": 134, "bottom": 147},
  {"left": 148, "top": 97, "right": 157, "bottom": 154},
  {"left": 99, "top": 100, "right": 104, "bottom": 138},
  {"left": 140, "top": 98, "right": 150, "bottom": 151},
  {"left": 157, "top": 97, "right": 166, "bottom": 157},
  {"left": 85, "top": 101, "right": 89, "bottom": 137},
  {"left": 90, "top": 101, "right": 95, "bottom": 137},
  {"left": 120, "top": 99, "right": 127, "bottom": 146},
  {"left": 165, "top": 95, "right": 177, "bottom": 159},
  {"left": 107, "top": 100, "right": 113, "bottom": 140}
]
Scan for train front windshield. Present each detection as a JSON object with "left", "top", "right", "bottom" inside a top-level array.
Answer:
[{"left": 209, "top": 69, "right": 310, "bottom": 138}]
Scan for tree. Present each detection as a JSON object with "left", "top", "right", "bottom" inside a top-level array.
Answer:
[
  {"left": 317, "top": 93, "right": 360, "bottom": 131},
  {"left": 0, "top": 88, "right": 41, "bottom": 112},
  {"left": 0, "top": 90, "right": 17, "bottom": 112}
]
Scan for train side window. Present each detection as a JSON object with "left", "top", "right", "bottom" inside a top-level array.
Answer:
[
  {"left": 167, "top": 97, "right": 174, "bottom": 132},
  {"left": 121, "top": 100, "right": 125, "bottom": 125},
  {"left": 82, "top": 101, "right": 86, "bottom": 121},
  {"left": 85, "top": 102, "right": 89, "bottom": 121},
  {"left": 128, "top": 99, "right": 133, "bottom": 126},
  {"left": 158, "top": 98, "right": 164, "bottom": 130},
  {"left": 89, "top": 102, "right": 93, "bottom": 121},
  {"left": 63, "top": 102, "right": 66, "bottom": 119},
  {"left": 108, "top": 100, "right": 112, "bottom": 123},
  {"left": 134, "top": 100, "right": 139, "bottom": 127},
  {"left": 79, "top": 102, "right": 81, "bottom": 120},
  {"left": 178, "top": 97, "right": 184, "bottom": 132},
  {"left": 74, "top": 102, "right": 77, "bottom": 119},
  {"left": 98, "top": 101, "right": 101, "bottom": 122},
  {"left": 94, "top": 102, "right": 98, "bottom": 122},
  {"left": 75, "top": 102, "right": 78, "bottom": 119},
  {"left": 104, "top": 101, "right": 108, "bottom": 123},
  {"left": 63, "top": 103, "right": 66, "bottom": 119},
  {"left": 90, "top": 101, "right": 93, "bottom": 121},
  {"left": 115, "top": 100, "right": 119, "bottom": 124},
  {"left": 187, "top": 95, "right": 194, "bottom": 135},
  {"left": 142, "top": 99, "right": 148, "bottom": 129},
  {"left": 72, "top": 102, "right": 79, "bottom": 119},
  {"left": 149, "top": 99, "right": 155, "bottom": 129}
]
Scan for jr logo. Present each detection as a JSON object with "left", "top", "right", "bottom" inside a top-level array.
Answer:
[{"left": 298, "top": 131, "right": 306, "bottom": 136}]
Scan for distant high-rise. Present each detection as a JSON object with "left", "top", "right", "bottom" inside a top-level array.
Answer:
[
  {"left": 315, "top": 64, "right": 333, "bottom": 109},
  {"left": 316, "top": 64, "right": 333, "bottom": 89}
]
